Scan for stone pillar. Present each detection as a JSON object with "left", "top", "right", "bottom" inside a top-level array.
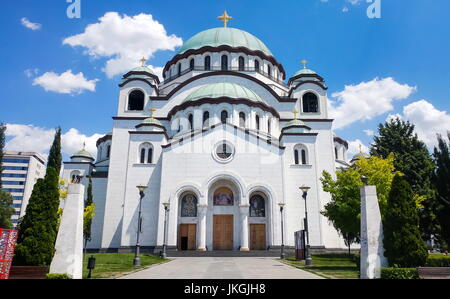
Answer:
[
  {"left": 197, "top": 204, "right": 208, "bottom": 251},
  {"left": 239, "top": 204, "right": 250, "bottom": 251},
  {"left": 50, "top": 184, "right": 85, "bottom": 279},
  {"left": 360, "top": 185, "right": 388, "bottom": 279}
]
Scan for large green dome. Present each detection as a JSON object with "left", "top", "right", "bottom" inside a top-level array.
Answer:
[
  {"left": 185, "top": 82, "right": 263, "bottom": 103},
  {"left": 178, "top": 27, "right": 273, "bottom": 57}
]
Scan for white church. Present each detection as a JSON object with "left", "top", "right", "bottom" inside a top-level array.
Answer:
[{"left": 61, "top": 13, "right": 352, "bottom": 254}]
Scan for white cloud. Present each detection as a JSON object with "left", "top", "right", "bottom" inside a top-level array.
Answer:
[
  {"left": 363, "top": 129, "right": 374, "bottom": 136},
  {"left": 32, "top": 70, "right": 98, "bottom": 95},
  {"left": 329, "top": 77, "right": 416, "bottom": 130},
  {"left": 24, "top": 68, "right": 39, "bottom": 78},
  {"left": 4, "top": 124, "right": 103, "bottom": 159},
  {"left": 21, "top": 17, "right": 41, "bottom": 30},
  {"left": 388, "top": 100, "right": 450, "bottom": 148},
  {"left": 63, "top": 12, "right": 183, "bottom": 78},
  {"left": 348, "top": 139, "right": 370, "bottom": 157}
]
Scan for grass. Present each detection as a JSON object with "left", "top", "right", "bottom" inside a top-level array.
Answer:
[
  {"left": 82, "top": 253, "right": 169, "bottom": 279},
  {"left": 428, "top": 253, "right": 450, "bottom": 259},
  {"left": 283, "top": 254, "right": 360, "bottom": 279}
]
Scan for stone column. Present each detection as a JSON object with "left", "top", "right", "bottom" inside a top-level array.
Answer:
[
  {"left": 197, "top": 204, "right": 208, "bottom": 251},
  {"left": 360, "top": 185, "right": 388, "bottom": 279},
  {"left": 239, "top": 204, "right": 250, "bottom": 251},
  {"left": 50, "top": 184, "right": 85, "bottom": 279}
]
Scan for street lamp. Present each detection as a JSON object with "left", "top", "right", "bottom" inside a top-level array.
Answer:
[
  {"left": 278, "top": 203, "right": 286, "bottom": 259},
  {"left": 161, "top": 202, "right": 170, "bottom": 259},
  {"left": 300, "top": 185, "right": 312, "bottom": 266},
  {"left": 134, "top": 185, "right": 147, "bottom": 267}
]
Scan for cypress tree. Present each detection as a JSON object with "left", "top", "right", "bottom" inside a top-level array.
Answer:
[
  {"left": 371, "top": 117, "right": 437, "bottom": 240},
  {"left": 383, "top": 174, "right": 428, "bottom": 267},
  {"left": 47, "top": 127, "right": 62, "bottom": 177},
  {"left": 83, "top": 176, "right": 95, "bottom": 253},
  {"left": 433, "top": 133, "right": 450, "bottom": 250}
]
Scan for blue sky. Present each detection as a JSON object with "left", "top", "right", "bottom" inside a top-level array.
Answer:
[{"left": 1, "top": 0, "right": 450, "bottom": 159}]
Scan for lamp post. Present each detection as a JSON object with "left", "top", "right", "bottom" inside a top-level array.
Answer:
[
  {"left": 300, "top": 185, "right": 312, "bottom": 266},
  {"left": 161, "top": 202, "right": 170, "bottom": 259},
  {"left": 134, "top": 185, "right": 147, "bottom": 267},
  {"left": 278, "top": 203, "right": 286, "bottom": 259}
]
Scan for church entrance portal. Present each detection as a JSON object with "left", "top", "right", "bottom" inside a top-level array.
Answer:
[
  {"left": 213, "top": 215, "right": 233, "bottom": 250},
  {"left": 179, "top": 224, "right": 197, "bottom": 250},
  {"left": 250, "top": 224, "right": 266, "bottom": 250}
]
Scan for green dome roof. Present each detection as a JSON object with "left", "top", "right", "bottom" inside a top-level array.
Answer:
[
  {"left": 72, "top": 149, "right": 94, "bottom": 159},
  {"left": 141, "top": 117, "right": 162, "bottom": 126},
  {"left": 178, "top": 27, "right": 273, "bottom": 57},
  {"left": 294, "top": 68, "right": 317, "bottom": 77},
  {"left": 130, "top": 66, "right": 155, "bottom": 74},
  {"left": 185, "top": 82, "right": 263, "bottom": 103},
  {"left": 284, "top": 119, "right": 308, "bottom": 128}
]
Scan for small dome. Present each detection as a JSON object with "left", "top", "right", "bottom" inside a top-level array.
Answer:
[
  {"left": 284, "top": 119, "right": 308, "bottom": 128},
  {"left": 184, "top": 82, "right": 262, "bottom": 103},
  {"left": 130, "top": 66, "right": 155, "bottom": 74},
  {"left": 352, "top": 152, "right": 369, "bottom": 161},
  {"left": 294, "top": 68, "right": 317, "bottom": 77},
  {"left": 141, "top": 117, "right": 162, "bottom": 126},
  {"left": 72, "top": 149, "right": 94, "bottom": 159},
  {"left": 178, "top": 27, "right": 273, "bottom": 57}
]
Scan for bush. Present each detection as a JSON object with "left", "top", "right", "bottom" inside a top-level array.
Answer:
[
  {"left": 426, "top": 257, "right": 450, "bottom": 267},
  {"left": 46, "top": 273, "right": 72, "bottom": 279},
  {"left": 381, "top": 268, "right": 419, "bottom": 279}
]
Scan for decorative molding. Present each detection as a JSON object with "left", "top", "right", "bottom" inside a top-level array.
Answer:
[
  {"left": 123, "top": 70, "right": 160, "bottom": 84},
  {"left": 118, "top": 78, "right": 159, "bottom": 92}
]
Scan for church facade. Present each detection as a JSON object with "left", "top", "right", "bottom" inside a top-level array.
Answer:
[{"left": 62, "top": 15, "right": 351, "bottom": 253}]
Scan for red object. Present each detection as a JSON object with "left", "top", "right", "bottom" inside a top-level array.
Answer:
[{"left": 0, "top": 229, "right": 18, "bottom": 279}]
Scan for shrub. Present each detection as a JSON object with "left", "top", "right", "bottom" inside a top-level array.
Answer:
[
  {"left": 46, "top": 273, "right": 72, "bottom": 279},
  {"left": 381, "top": 268, "right": 419, "bottom": 279},
  {"left": 426, "top": 257, "right": 450, "bottom": 267}
]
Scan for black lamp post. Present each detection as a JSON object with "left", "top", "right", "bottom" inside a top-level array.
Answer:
[
  {"left": 278, "top": 203, "right": 286, "bottom": 259},
  {"left": 134, "top": 185, "right": 147, "bottom": 267},
  {"left": 161, "top": 202, "right": 170, "bottom": 259},
  {"left": 300, "top": 185, "right": 312, "bottom": 266}
]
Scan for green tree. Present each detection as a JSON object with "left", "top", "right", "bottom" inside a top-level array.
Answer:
[
  {"left": 370, "top": 117, "right": 437, "bottom": 241},
  {"left": 83, "top": 176, "right": 95, "bottom": 254},
  {"left": 0, "top": 122, "right": 6, "bottom": 187},
  {"left": 47, "top": 127, "right": 62, "bottom": 176},
  {"left": 0, "top": 190, "right": 14, "bottom": 229},
  {"left": 321, "top": 154, "right": 399, "bottom": 254},
  {"left": 14, "top": 168, "right": 60, "bottom": 265},
  {"left": 383, "top": 174, "right": 428, "bottom": 267},
  {"left": 433, "top": 133, "right": 450, "bottom": 250}
]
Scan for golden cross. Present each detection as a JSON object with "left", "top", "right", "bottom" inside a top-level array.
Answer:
[
  {"left": 217, "top": 11, "right": 233, "bottom": 28},
  {"left": 292, "top": 109, "right": 299, "bottom": 120},
  {"left": 140, "top": 57, "right": 147, "bottom": 67},
  {"left": 150, "top": 108, "right": 156, "bottom": 119},
  {"left": 301, "top": 59, "right": 308, "bottom": 69},
  {"left": 83, "top": 141, "right": 86, "bottom": 150}
]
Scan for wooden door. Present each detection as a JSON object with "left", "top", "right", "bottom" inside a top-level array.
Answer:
[
  {"left": 250, "top": 224, "right": 266, "bottom": 250},
  {"left": 213, "top": 215, "right": 233, "bottom": 250},
  {"left": 179, "top": 224, "right": 196, "bottom": 250}
]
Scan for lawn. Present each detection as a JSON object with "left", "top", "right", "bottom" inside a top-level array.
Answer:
[
  {"left": 82, "top": 253, "right": 169, "bottom": 279},
  {"left": 283, "top": 254, "right": 360, "bottom": 279}
]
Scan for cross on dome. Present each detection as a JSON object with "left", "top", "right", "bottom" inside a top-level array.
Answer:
[
  {"left": 301, "top": 59, "right": 308, "bottom": 69},
  {"left": 140, "top": 57, "right": 147, "bottom": 67},
  {"left": 292, "top": 109, "right": 299, "bottom": 120},
  {"left": 217, "top": 11, "right": 233, "bottom": 28},
  {"left": 150, "top": 107, "right": 156, "bottom": 119}
]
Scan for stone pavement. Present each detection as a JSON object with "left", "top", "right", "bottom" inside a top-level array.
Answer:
[{"left": 119, "top": 257, "right": 323, "bottom": 279}]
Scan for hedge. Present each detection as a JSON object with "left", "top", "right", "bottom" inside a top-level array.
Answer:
[
  {"left": 425, "top": 258, "right": 450, "bottom": 267},
  {"left": 381, "top": 268, "right": 419, "bottom": 279},
  {"left": 46, "top": 273, "right": 72, "bottom": 279}
]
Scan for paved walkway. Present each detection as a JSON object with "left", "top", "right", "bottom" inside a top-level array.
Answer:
[{"left": 119, "top": 257, "right": 323, "bottom": 279}]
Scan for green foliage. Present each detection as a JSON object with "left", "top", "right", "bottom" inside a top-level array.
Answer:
[
  {"left": 371, "top": 117, "right": 437, "bottom": 240},
  {"left": 425, "top": 256, "right": 450, "bottom": 267},
  {"left": 321, "top": 154, "right": 399, "bottom": 249},
  {"left": 0, "top": 190, "right": 14, "bottom": 229},
  {"left": 14, "top": 167, "right": 61, "bottom": 266},
  {"left": 433, "top": 133, "right": 450, "bottom": 250},
  {"left": 47, "top": 127, "right": 62, "bottom": 177},
  {"left": 84, "top": 176, "right": 95, "bottom": 244},
  {"left": 46, "top": 273, "right": 72, "bottom": 279},
  {"left": 0, "top": 123, "right": 6, "bottom": 188},
  {"left": 381, "top": 268, "right": 419, "bottom": 279},
  {"left": 383, "top": 175, "right": 428, "bottom": 267}
]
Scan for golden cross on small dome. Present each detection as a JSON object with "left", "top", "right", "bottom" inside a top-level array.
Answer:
[
  {"left": 301, "top": 60, "right": 308, "bottom": 69},
  {"left": 82, "top": 141, "right": 86, "bottom": 150},
  {"left": 292, "top": 109, "right": 299, "bottom": 120},
  {"left": 218, "top": 11, "right": 233, "bottom": 28},
  {"left": 150, "top": 107, "right": 156, "bottom": 119},
  {"left": 140, "top": 57, "right": 147, "bottom": 67}
]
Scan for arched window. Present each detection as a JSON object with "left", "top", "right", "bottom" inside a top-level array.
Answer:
[
  {"left": 188, "top": 114, "right": 194, "bottom": 130},
  {"left": 205, "top": 56, "right": 211, "bottom": 71},
  {"left": 254, "top": 60, "right": 260, "bottom": 72},
  {"left": 335, "top": 147, "right": 338, "bottom": 159},
  {"left": 221, "top": 55, "right": 228, "bottom": 71},
  {"left": 268, "top": 119, "right": 271, "bottom": 135},
  {"left": 213, "top": 187, "right": 234, "bottom": 206},
  {"left": 250, "top": 195, "right": 265, "bottom": 217},
  {"left": 147, "top": 147, "right": 153, "bottom": 164},
  {"left": 294, "top": 149, "right": 299, "bottom": 165},
  {"left": 294, "top": 145, "right": 308, "bottom": 165},
  {"left": 181, "top": 194, "right": 198, "bottom": 217},
  {"left": 301, "top": 149, "right": 307, "bottom": 165},
  {"left": 203, "top": 111, "right": 210, "bottom": 128},
  {"left": 178, "top": 63, "right": 181, "bottom": 76},
  {"left": 267, "top": 65, "right": 272, "bottom": 78},
  {"left": 255, "top": 115, "right": 260, "bottom": 130},
  {"left": 189, "top": 58, "right": 194, "bottom": 70},
  {"left": 128, "top": 90, "right": 145, "bottom": 111},
  {"left": 303, "top": 92, "right": 319, "bottom": 113},
  {"left": 98, "top": 147, "right": 103, "bottom": 161},
  {"left": 139, "top": 143, "right": 153, "bottom": 164},
  {"left": 238, "top": 57, "right": 245, "bottom": 71},
  {"left": 106, "top": 145, "right": 111, "bottom": 158},
  {"left": 221, "top": 110, "right": 228, "bottom": 124},
  {"left": 239, "top": 112, "right": 246, "bottom": 128},
  {"left": 140, "top": 148, "right": 146, "bottom": 164},
  {"left": 70, "top": 170, "right": 81, "bottom": 183}
]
